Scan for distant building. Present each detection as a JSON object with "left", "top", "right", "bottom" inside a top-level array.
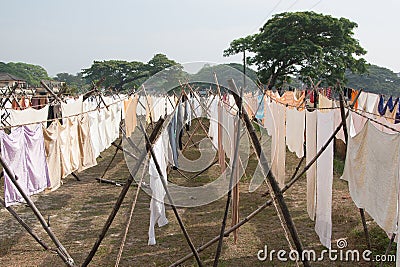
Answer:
[
  {"left": 397, "top": 72, "right": 400, "bottom": 78},
  {"left": 0, "top": 73, "right": 27, "bottom": 89}
]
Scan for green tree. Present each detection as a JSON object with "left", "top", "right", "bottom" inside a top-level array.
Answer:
[
  {"left": 82, "top": 54, "right": 179, "bottom": 91},
  {"left": 0, "top": 62, "right": 50, "bottom": 86},
  {"left": 54, "top": 72, "right": 88, "bottom": 93},
  {"left": 224, "top": 11, "right": 367, "bottom": 88}
]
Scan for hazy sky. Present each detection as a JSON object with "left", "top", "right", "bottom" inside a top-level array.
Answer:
[{"left": 1, "top": 0, "right": 399, "bottom": 76}]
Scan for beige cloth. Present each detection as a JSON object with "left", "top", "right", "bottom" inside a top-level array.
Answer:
[
  {"left": 342, "top": 121, "right": 400, "bottom": 234},
  {"left": 69, "top": 117, "right": 81, "bottom": 172},
  {"left": 318, "top": 94, "right": 333, "bottom": 110},
  {"left": 124, "top": 96, "right": 138, "bottom": 137},
  {"left": 306, "top": 110, "right": 317, "bottom": 220},
  {"left": 43, "top": 121, "right": 62, "bottom": 191},
  {"left": 77, "top": 113, "right": 97, "bottom": 172},
  {"left": 271, "top": 102, "right": 286, "bottom": 188},
  {"left": 285, "top": 108, "right": 305, "bottom": 158}
]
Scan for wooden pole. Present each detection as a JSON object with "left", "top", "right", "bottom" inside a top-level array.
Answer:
[
  {"left": 337, "top": 86, "right": 372, "bottom": 253},
  {"left": 40, "top": 80, "right": 65, "bottom": 104},
  {"left": 228, "top": 78, "right": 311, "bottom": 267},
  {"left": 139, "top": 122, "right": 204, "bottom": 267},
  {"left": 82, "top": 118, "right": 165, "bottom": 267},
  {"left": 213, "top": 80, "right": 242, "bottom": 266},
  {"left": 0, "top": 156, "right": 75, "bottom": 266}
]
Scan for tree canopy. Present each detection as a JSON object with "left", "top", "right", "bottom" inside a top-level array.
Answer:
[
  {"left": 0, "top": 62, "right": 50, "bottom": 86},
  {"left": 81, "top": 54, "right": 179, "bottom": 91},
  {"left": 224, "top": 11, "right": 367, "bottom": 88}
]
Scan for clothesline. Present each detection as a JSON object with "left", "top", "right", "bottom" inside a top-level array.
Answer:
[
  {"left": 348, "top": 108, "right": 400, "bottom": 135},
  {"left": 0, "top": 96, "right": 128, "bottom": 130}
]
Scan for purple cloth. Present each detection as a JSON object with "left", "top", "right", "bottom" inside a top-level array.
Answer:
[{"left": 1, "top": 124, "right": 50, "bottom": 207}]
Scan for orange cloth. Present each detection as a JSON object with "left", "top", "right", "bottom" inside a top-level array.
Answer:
[{"left": 351, "top": 89, "right": 359, "bottom": 110}]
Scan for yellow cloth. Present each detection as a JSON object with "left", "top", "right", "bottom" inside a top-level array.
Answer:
[
  {"left": 77, "top": 113, "right": 97, "bottom": 172},
  {"left": 43, "top": 121, "right": 62, "bottom": 191},
  {"left": 124, "top": 95, "right": 139, "bottom": 137}
]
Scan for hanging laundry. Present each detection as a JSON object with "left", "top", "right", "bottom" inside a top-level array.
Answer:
[
  {"left": 208, "top": 97, "right": 219, "bottom": 150},
  {"left": 9, "top": 106, "right": 49, "bottom": 129},
  {"left": 351, "top": 89, "right": 359, "bottom": 110},
  {"left": 255, "top": 95, "right": 265, "bottom": 120},
  {"left": 365, "top": 92, "right": 379, "bottom": 113},
  {"left": 61, "top": 95, "right": 83, "bottom": 120},
  {"left": 148, "top": 135, "right": 169, "bottom": 245},
  {"left": 306, "top": 110, "right": 317, "bottom": 220},
  {"left": 1, "top": 125, "right": 50, "bottom": 207},
  {"left": 270, "top": 102, "right": 286, "bottom": 188},
  {"left": 31, "top": 96, "right": 48, "bottom": 110},
  {"left": 315, "top": 110, "right": 334, "bottom": 249},
  {"left": 342, "top": 121, "right": 399, "bottom": 234},
  {"left": 318, "top": 94, "right": 333, "bottom": 109},
  {"left": 124, "top": 95, "right": 138, "bottom": 138},
  {"left": 47, "top": 103, "right": 62, "bottom": 127},
  {"left": 77, "top": 113, "right": 97, "bottom": 172},
  {"left": 145, "top": 96, "right": 154, "bottom": 124},
  {"left": 167, "top": 107, "right": 179, "bottom": 168},
  {"left": 286, "top": 108, "right": 305, "bottom": 158},
  {"left": 43, "top": 121, "right": 62, "bottom": 191}
]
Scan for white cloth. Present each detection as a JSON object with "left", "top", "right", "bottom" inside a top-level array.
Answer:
[
  {"left": 148, "top": 135, "right": 169, "bottom": 245},
  {"left": 221, "top": 106, "right": 236, "bottom": 161},
  {"left": 208, "top": 98, "right": 219, "bottom": 150},
  {"left": 342, "top": 121, "right": 399, "bottom": 234},
  {"left": 263, "top": 100, "right": 274, "bottom": 137},
  {"left": 270, "top": 102, "right": 286, "bottom": 188},
  {"left": 9, "top": 106, "right": 49, "bottom": 129},
  {"left": 61, "top": 95, "right": 83, "bottom": 118},
  {"left": 136, "top": 96, "right": 147, "bottom": 116},
  {"left": 315, "top": 110, "right": 334, "bottom": 249},
  {"left": 192, "top": 93, "right": 203, "bottom": 118},
  {"left": 285, "top": 108, "right": 305, "bottom": 158},
  {"left": 153, "top": 96, "right": 166, "bottom": 121},
  {"left": 365, "top": 92, "right": 379, "bottom": 113},
  {"left": 306, "top": 110, "right": 317, "bottom": 220}
]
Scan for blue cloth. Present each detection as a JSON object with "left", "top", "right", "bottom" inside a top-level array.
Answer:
[
  {"left": 255, "top": 95, "right": 264, "bottom": 120},
  {"left": 168, "top": 109, "right": 179, "bottom": 168}
]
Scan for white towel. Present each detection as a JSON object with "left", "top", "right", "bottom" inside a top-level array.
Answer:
[
  {"left": 342, "top": 121, "right": 399, "bottom": 234},
  {"left": 148, "top": 136, "right": 169, "bottom": 245},
  {"left": 315, "top": 110, "right": 334, "bottom": 249},
  {"left": 286, "top": 108, "right": 305, "bottom": 158},
  {"left": 306, "top": 110, "right": 317, "bottom": 220}
]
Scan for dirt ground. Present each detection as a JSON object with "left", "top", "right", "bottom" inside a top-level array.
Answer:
[{"left": 0, "top": 119, "right": 396, "bottom": 266}]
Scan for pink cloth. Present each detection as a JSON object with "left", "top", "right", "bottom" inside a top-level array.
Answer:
[{"left": 1, "top": 124, "right": 50, "bottom": 207}]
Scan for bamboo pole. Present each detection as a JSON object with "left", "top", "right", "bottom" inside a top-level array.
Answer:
[
  {"left": 139, "top": 121, "right": 203, "bottom": 267},
  {"left": 212, "top": 79, "right": 242, "bottom": 267},
  {"left": 338, "top": 87, "right": 372, "bottom": 253},
  {"left": 82, "top": 118, "right": 165, "bottom": 267},
  {"left": 228, "top": 78, "right": 311, "bottom": 267}
]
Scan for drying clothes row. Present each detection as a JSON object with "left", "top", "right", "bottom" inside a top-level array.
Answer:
[
  {"left": 207, "top": 96, "right": 238, "bottom": 164},
  {"left": 123, "top": 93, "right": 203, "bottom": 138},
  {"left": 1, "top": 96, "right": 124, "bottom": 206}
]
